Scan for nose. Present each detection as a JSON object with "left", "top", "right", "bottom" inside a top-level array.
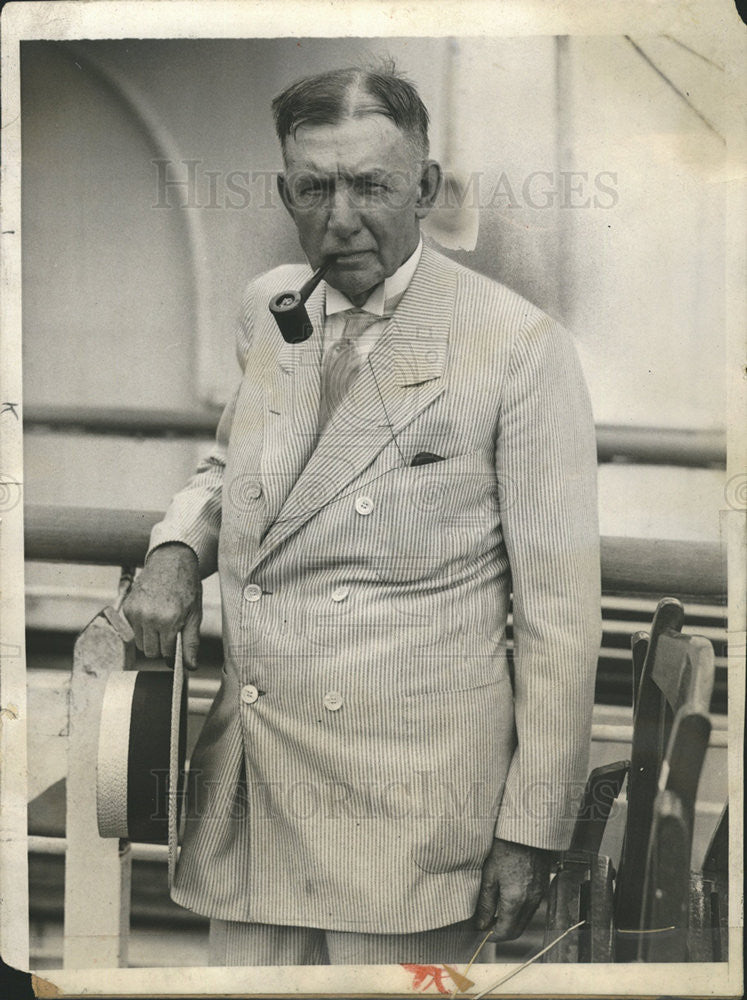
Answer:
[{"left": 327, "top": 185, "right": 361, "bottom": 240}]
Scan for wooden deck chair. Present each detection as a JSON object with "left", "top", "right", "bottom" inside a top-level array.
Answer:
[
  {"left": 614, "top": 598, "right": 715, "bottom": 961},
  {"left": 544, "top": 597, "right": 717, "bottom": 963}
]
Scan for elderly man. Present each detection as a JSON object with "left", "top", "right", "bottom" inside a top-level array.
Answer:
[{"left": 123, "top": 64, "right": 601, "bottom": 966}]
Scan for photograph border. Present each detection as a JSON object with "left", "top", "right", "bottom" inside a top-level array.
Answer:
[{"left": 1, "top": 1, "right": 744, "bottom": 997}]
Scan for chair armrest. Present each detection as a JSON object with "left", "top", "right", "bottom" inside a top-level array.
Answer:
[{"left": 569, "top": 761, "right": 629, "bottom": 854}]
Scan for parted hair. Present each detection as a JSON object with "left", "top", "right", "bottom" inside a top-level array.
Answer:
[{"left": 271, "top": 60, "right": 430, "bottom": 158}]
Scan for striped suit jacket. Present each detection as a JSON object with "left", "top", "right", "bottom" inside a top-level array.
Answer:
[{"left": 149, "top": 243, "right": 602, "bottom": 933}]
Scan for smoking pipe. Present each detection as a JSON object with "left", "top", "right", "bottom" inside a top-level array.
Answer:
[{"left": 269, "top": 259, "right": 332, "bottom": 344}]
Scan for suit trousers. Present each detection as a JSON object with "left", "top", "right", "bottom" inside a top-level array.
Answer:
[{"left": 208, "top": 918, "right": 495, "bottom": 966}]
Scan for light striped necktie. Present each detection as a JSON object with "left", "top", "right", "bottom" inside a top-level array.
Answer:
[{"left": 318, "top": 309, "right": 383, "bottom": 433}]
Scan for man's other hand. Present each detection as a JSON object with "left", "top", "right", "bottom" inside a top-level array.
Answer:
[
  {"left": 122, "top": 542, "right": 202, "bottom": 670},
  {"left": 473, "top": 837, "right": 554, "bottom": 940}
]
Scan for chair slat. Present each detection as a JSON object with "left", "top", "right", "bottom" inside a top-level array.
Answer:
[
  {"left": 637, "top": 789, "right": 690, "bottom": 961},
  {"left": 637, "top": 708, "right": 712, "bottom": 962},
  {"left": 615, "top": 600, "right": 684, "bottom": 932},
  {"left": 652, "top": 632, "right": 715, "bottom": 717},
  {"left": 588, "top": 854, "right": 615, "bottom": 962},
  {"left": 662, "top": 711, "right": 712, "bottom": 813},
  {"left": 543, "top": 859, "right": 585, "bottom": 962},
  {"left": 543, "top": 852, "right": 614, "bottom": 963}
]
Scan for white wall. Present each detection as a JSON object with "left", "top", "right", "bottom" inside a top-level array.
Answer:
[{"left": 21, "top": 36, "right": 727, "bottom": 563}]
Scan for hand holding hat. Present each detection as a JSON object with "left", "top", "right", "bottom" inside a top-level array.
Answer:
[{"left": 123, "top": 542, "right": 201, "bottom": 670}]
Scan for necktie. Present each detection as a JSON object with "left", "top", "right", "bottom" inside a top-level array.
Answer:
[{"left": 318, "top": 309, "right": 382, "bottom": 432}]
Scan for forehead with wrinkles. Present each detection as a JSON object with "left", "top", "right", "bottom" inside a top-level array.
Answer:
[{"left": 283, "top": 114, "right": 421, "bottom": 179}]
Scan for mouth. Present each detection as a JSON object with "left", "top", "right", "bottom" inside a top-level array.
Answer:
[{"left": 330, "top": 251, "right": 372, "bottom": 265}]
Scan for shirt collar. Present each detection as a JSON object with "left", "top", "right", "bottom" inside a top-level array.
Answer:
[{"left": 324, "top": 238, "right": 423, "bottom": 318}]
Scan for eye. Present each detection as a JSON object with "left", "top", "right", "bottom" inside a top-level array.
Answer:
[
  {"left": 292, "top": 178, "right": 332, "bottom": 207},
  {"left": 355, "top": 177, "right": 387, "bottom": 195}
]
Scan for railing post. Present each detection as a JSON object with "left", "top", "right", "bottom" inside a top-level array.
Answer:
[{"left": 63, "top": 607, "right": 135, "bottom": 968}]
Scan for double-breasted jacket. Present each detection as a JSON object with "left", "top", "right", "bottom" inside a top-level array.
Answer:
[{"left": 149, "top": 244, "right": 602, "bottom": 933}]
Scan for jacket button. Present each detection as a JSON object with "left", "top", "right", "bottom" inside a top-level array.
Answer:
[
  {"left": 331, "top": 586, "right": 349, "bottom": 602},
  {"left": 323, "top": 691, "right": 343, "bottom": 712},
  {"left": 240, "top": 684, "right": 259, "bottom": 705},
  {"left": 354, "top": 496, "right": 374, "bottom": 516},
  {"left": 244, "top": 481, "right": 262, "bottom": 500},
  {"left": 243, "top": 583, "right": 262, "bottom": 602}
]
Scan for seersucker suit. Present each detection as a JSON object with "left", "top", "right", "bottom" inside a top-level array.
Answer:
[{"left": 148, "top": 243, "right": 602, "bottom": 934}]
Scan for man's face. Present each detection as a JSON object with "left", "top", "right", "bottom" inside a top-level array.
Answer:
[{"left": 278, "top": 115, "right": 436, "bottom": 303}]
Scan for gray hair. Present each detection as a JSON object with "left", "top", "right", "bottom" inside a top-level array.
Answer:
[{"left": 271, "top": 60, "right": 430, "bottom": 160}]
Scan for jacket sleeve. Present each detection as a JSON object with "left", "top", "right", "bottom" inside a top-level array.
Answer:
[
  {"left": 493, "top": 311, "right": 602, "bottom": 850},
  {"left": 146, "top": 281, "right": 257, "bottom": 578}
]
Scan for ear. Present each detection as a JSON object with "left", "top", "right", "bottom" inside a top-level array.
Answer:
[
  {"left": 414, "top": 160, "right": 442, "bottom": 219},
  {"left": 277, "top": 173, "right": 296, "bottom": 219}
]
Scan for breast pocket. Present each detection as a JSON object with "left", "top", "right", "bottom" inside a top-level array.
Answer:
[{"left": 369, "top": 449, "right": 501, "bottom": 583}]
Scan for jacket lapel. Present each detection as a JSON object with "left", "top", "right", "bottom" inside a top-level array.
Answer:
[
  {"left": 259, "top": 277, "right": 325, "bottom": 527},
  {"left": 253, "top": 245, "right": 456, "bottom": 566}
]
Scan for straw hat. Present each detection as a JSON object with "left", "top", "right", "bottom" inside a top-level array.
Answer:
[{"left": 97, "top": 650, "right": 187, "bottom": 848}]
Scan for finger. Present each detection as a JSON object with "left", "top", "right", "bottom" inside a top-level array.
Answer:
[
  {"left": 490, "top": 890, "right": 526, "bottom": 941},
  {"left": 513, "top": 892, "right": 544, "bottom": 938},
  {"left": 497, "top": 907, "right": 533, "bottom": 942},
  {"left": 473, "top": 876, "right": 500, "bottom": 931},
  {"left": 110, "top": 605, "right": 135, "bottom": 644},
  {"left": 159, "top": 627, "right": 178, "bottom": 668},
  {"left": 121, "top": 597, "right": 144, "bottom": 651},
  {"left": 141, "top": 624, "right": 162, "bottom": 660},
  {"left": 181, "top": 606, "right": 201, "bottom": 671},
  {"left": 128, "top": 617, "right": 145, "bottom": 654}
]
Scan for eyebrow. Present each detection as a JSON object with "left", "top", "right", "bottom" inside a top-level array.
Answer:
[{"left": 294, "top": 167, "right": 392, "bottom": 182}]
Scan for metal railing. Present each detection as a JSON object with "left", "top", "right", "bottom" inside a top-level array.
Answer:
[
  {"left": 24, "top": 406, "right": 727, "bottom": 468},
  {"left": 23, "top": 503, "right": 728, "bottom": 598}
]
